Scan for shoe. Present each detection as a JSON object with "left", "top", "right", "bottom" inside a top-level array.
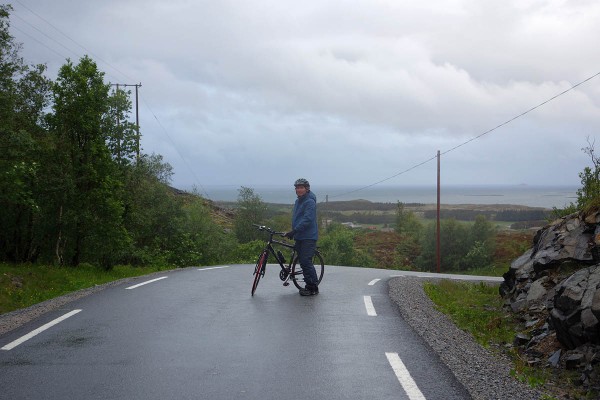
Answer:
[{"left": 299, "top": 285, "right": 319, "bottom": 296}]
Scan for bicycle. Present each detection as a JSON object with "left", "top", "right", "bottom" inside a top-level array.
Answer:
[{"left": 251, "top": 224, "right": 324, "bottom": 296}]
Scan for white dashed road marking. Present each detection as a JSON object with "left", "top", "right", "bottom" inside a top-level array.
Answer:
[
  {"left": 125, "top": 276, "right": 168, "bottom": 290},
  {"left": 363, "top": 296, "right": 377, "bottom": 316},
  {"left": 368, "top": 278, "right": 381, "bottom": 286},
  {"left": 1, "top": 309, "right": 82, "bottom": 351},
  {"left": 386, "top": 352, "right": 427, "bottom": 400},
  {"left": 198, "top": 266, "right": 230, "bottom": 271}
]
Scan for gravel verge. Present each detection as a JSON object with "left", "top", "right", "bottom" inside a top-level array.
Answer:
[{"left": 388, "top": 276, "right": 544, "bottom": 400}]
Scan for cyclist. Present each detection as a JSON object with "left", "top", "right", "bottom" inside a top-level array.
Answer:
[{"left": 284, "top": 178, "right": 319, "bottom": 296}]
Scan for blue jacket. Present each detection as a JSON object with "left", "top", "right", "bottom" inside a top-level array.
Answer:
[{"left": 292, "top": 190, "right": 318, "bottom": 240}]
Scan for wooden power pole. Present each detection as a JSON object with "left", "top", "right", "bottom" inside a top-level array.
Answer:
[{"left": 436, "top": 150, "right": 441, "bottom": 273}]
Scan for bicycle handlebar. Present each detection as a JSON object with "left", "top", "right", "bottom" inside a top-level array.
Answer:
[{"left": 252, "top": 224, "right": 286, "bottom": 236}]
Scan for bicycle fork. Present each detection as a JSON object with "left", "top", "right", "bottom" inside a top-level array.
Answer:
[{"left": 255, "top": 252, "right": 268, "bottom": 276}]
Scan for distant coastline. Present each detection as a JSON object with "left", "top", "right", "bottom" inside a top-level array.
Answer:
[{"left": 198, "top": 184, "right": 578, "bottom": 209}]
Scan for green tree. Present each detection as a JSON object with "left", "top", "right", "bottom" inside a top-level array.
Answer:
[
  {"left": 48, "top": 56, "right": 127, "bottom": 267},
  {"left": 104, "top": 86, "right": 139, "bottom": 166},
  {"left": 416, "top": 219, "right": 470, "bottom": 272},
  {"left": 269, "top": 212, "right": 292, "bottom": 233},
  {"left": 395, "top": 202, "right": 422, "bottom": 237},
  {"left": 394, "top": 202, "right": 423, "bottom": 269},
  {"left": 318, "top": 223, "right": 356, "bottom": 266},
  {"left": 120, "top": 154, "right": 181, "bottom": 266},
  {"left": 576, "top": 138, "right": 600, "bottom": 210},
  {"left": 0, "top": 6, "right": 235, "bottom": 269},
  {"left": 0, "top": 5, "right": 52, "bottom": 262},
  {"left": 463, "top": 216, "right": 495, "bottom": 270},
  {"left": 177, "top": 194, "right": 237, "bottom": 266},
  {"left": 416, "top": 216, "right": 495, "bottom": 272},
  {"left": 234, "top": 187, "right": 267, "bottom": 243},
  {"left": 552, "top": 137, "right": 600, "bottom": 218}
]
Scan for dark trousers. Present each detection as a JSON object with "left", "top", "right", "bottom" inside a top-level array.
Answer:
[{"left": 295, "top": 239, "right": 318, "bottom": 287}]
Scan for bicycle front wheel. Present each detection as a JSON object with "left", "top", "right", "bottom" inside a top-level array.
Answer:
[
  {"left": 251, "top": 251, "right": 268, "bottom": 296},
  {"left": 291, "top": 251, "right": 324, "bottom": 290}
]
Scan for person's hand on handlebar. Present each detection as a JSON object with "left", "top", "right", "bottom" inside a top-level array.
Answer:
[{"left": 283, "top": 230, "right": 295, "bottom": 239}]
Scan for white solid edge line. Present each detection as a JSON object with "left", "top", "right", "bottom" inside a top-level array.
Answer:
[
  {"left": 385, "top": 352, "right": 427, "bottom": 400},
  {"left": 125, "top": 276, "right": 168, "bottom": 290},
  {"left": 364, "top": 296, "right": 377, "bottom": 316},
  {"left": 390, "top": 273, "right": 502, "bottom": 282},
  {"left": 1, "top": 309, "right": 82, "bottom": 351},
  {"left": 198, "top": 266, "right": 230, "bottom": 271},
  {"left": 368, "top": 278, "right": 381, "bottom": 286}
]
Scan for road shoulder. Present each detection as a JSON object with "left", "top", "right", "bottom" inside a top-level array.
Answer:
[{"left": 388, "top": 276, "right": 544, "bottom": 400}]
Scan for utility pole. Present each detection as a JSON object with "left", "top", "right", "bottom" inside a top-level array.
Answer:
[
  {"left": 325, "top": 194, "right": 329, "bottom": 228},
  {"left": 110, "top": 83, "right": 142, "bottom": 160},
  {"left": 436, "top": 150, "right": 441, "bottom": 273}
]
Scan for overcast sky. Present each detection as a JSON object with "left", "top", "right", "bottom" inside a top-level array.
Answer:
[{"left": 7, "top": 0, "right": 600, "bottom": 197}]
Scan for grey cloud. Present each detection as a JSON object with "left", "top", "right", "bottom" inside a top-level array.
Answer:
[{"left": 9, "top": 0, "right": 600, "bottom": 191}]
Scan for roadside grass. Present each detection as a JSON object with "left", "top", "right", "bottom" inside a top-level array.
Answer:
[
  {"left": 461, "top": 263, "right": 507, "bottom": 277},
  {"left": 0, "top": 263, "right": 170, "bottom": 315},
  {"left": 423, "top": 280, "right": 550, "bottom": 387},
  {"left": 423, "top": 280, "right": 517, "bottom": 347}
]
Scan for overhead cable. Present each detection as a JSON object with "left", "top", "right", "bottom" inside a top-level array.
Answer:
[
  {"left": 330, "top": 70, "right": 600, "bottom": 199},
  {"left": 13, "top": 0, "right": 135, "bottom": 83},
  {"left": 142, "top": 99, "right": 212, "bottom": 199},
  {"left": 12, "top": 1, "right": 211, "bottom": 199}
]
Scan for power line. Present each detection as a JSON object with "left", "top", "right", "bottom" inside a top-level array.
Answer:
[
  {"left": 141, "top": 99, "right": 212, "bottom": 199},
  {"left": 13, "top": 0, "right": 135, "bottom": 83},
  {"left": 330, "top": 70, "right": 600, "bottom": 199},
  {"left": 11, "top": 12, "right": 79, "bottom": 59},
  {"left": 329, "top": 155, "right": 438, "bottom": 199},
  {"left": 441, "top": 71, "right": 600, "bottom": 156},
  {"left": 10, "top": 2, "right": 212, "bottom": 198},
  {"left": 9, "top": 24, "right": 69, "bottom": 60}
]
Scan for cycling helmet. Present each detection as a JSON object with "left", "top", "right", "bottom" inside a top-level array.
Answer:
[{"left": 294, "top": 178, "right": 310, "bottom": 188}]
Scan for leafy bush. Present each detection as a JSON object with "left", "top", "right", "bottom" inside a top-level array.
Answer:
[
  {"left": 234, "top": 187, "right": 267, "bottom": 243},
  {"left": 318, "top": 224, "right": 356, "bottom": 266},
  {"left": 416, "top": 216, "right": 496, "bottom": 272},
  {"left": 552, "top": 138, "right": 600, "bottom": 216},
  {"left": 230, "top": 240, "right": 266, "bottom": 264}
]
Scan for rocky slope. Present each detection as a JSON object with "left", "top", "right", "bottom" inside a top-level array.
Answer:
[{"left": 500, "top": 209, "right": 600, "bottom": 393}]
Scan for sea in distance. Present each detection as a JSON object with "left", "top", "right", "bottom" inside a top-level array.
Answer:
[{"left": 200, "top": 184, "right": 578, "bottom": 209}]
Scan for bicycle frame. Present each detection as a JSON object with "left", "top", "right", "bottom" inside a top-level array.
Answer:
[{"left": 256, "top": 226, "right": 297, "bottom": 286}]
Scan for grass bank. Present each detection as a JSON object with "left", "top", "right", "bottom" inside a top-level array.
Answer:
[
  {"left": 0, "top": 263, "right": 170, "bottom": 315},
  {"left": 424, "top": 279, "right": 595, "bottom": 400}
]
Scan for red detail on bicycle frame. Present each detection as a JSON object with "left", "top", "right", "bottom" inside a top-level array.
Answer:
[{"left": 260, "top": 252, "right": 267, "bottom": 267}]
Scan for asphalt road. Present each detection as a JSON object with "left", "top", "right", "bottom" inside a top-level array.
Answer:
[{"left": 0, "top": 264, "right": 487, "bottom": 400}]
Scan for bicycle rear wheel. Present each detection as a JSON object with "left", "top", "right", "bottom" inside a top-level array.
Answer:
[
  {"left": 291, "top": 251, "right": 324, "bottom": 290},
  {"left": 251, "top": 251, "right": 268, "bottom": 296}
]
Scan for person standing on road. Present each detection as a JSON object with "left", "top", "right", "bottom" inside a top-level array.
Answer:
[{"left": 284, "top": 178, "right": 319, "bottom": 296}]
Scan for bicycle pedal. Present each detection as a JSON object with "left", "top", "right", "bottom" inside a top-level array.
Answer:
[{"left": 283, "top": 282, "right": 290, "bottom": 287}]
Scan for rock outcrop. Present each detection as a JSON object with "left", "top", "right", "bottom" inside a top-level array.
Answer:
[{"left": 500, "top": 210, "right": 600, "bottom": 388}]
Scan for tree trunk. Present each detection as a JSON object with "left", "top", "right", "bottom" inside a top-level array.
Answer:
[{"left": 55, "top": 205, "right": 64, "bottom": 265}]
